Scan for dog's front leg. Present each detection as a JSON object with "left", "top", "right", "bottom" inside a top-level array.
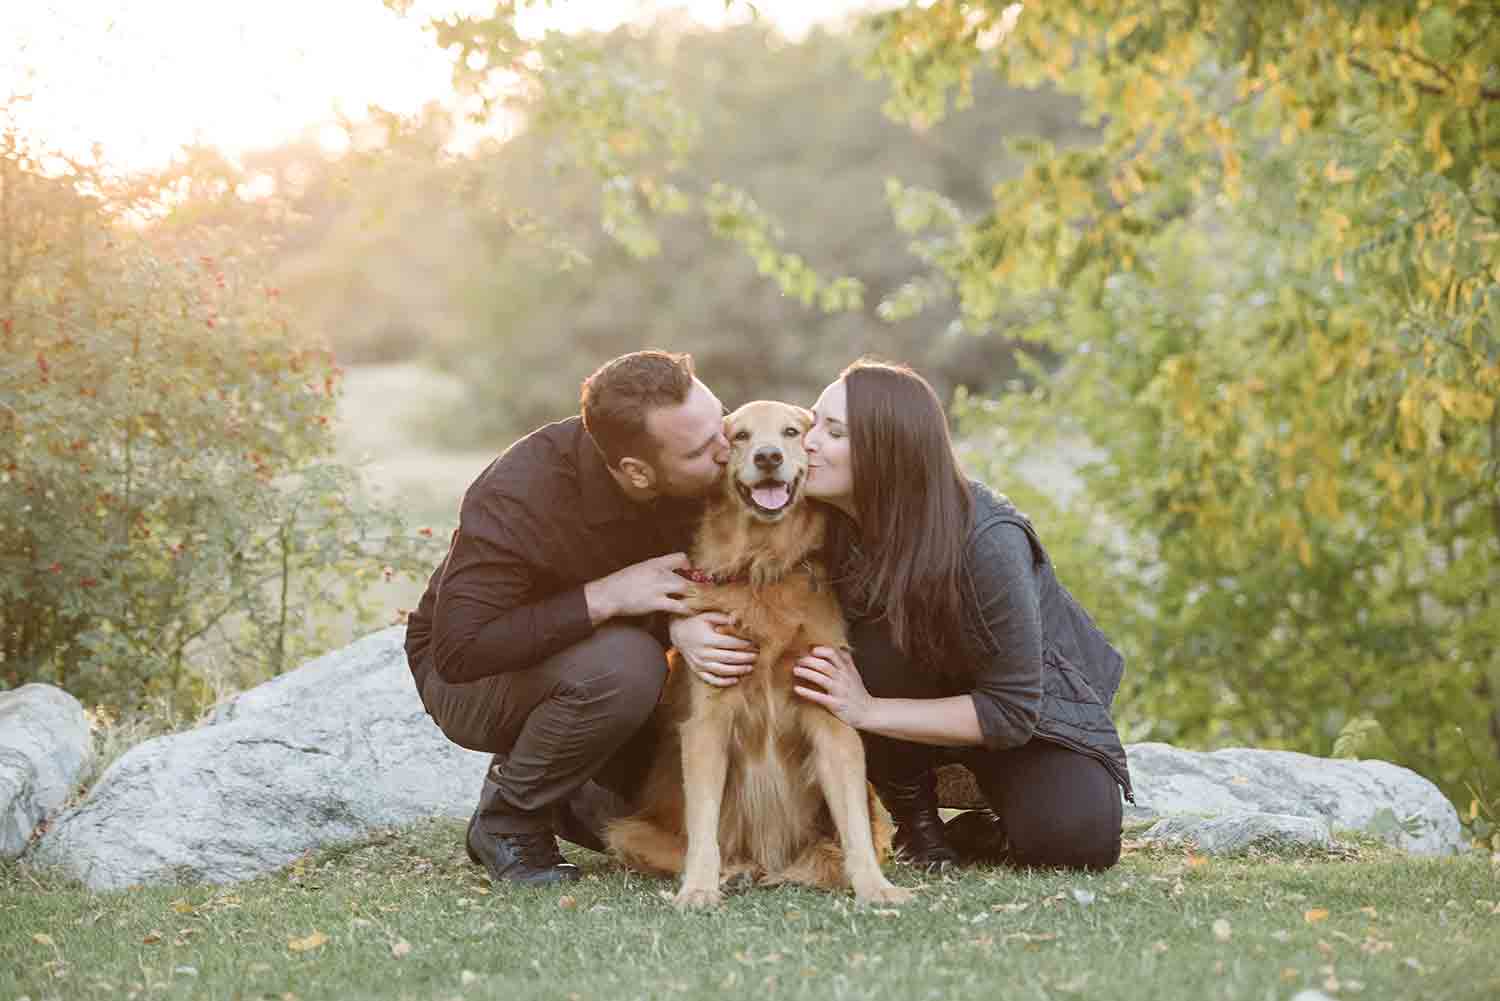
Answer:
[
  {"left": 807, "top": 715, "right": 914, "bottom": 905},
  {"left": 674, "top": 708, "right": 731, "bottom": 909}
]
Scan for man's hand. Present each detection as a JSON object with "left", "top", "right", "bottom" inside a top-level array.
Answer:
[
  {"left": 584, "top": 553, "right": 693, "bottom": 625},
  {"left": 670, "top": 612, "right": 758, "bottom": 687}
]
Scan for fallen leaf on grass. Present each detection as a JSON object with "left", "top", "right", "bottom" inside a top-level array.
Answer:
[
  {"left": 170, "top": 898, "right": 195, "bottom": 915},
  {"left": 558, "top": 895, "right": 577, "bottom": 909},
  {"left": 1212, "top": 918, "right": 1232, "bottom": 943},
  {"left": 32, "top": 933, "right": 55, "bottom": 947},
  {"left": 142, "top": 931, "right": 163, "bottom": 945},
  {"left": 287, "top": 930, "right": 329, "bottom": 952},
  {"left": 1005, "top": 931, "right": 1059, "bottom": 946},
  {"left": 1304, "top": 908, "right": 1330, "bottom": 923},
  {"left": 1187, "top": 854, "right": 1210, "bottom": 868},
  {"left": 1053, "top": 972, "right": 1091, "bottom": 993},
  {"left": 391, "top": 940, "right": 412, "bottom": 959}
]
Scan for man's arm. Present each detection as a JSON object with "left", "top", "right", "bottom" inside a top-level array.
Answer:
[
  {"left": 431, "top": 498, "right": 594, "bottom": 684},
  {"left": 432, "top": 493, "right": 694, "bottom": 684}
]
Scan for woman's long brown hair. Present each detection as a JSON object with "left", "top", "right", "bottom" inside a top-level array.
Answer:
[{"left": 827, "top": 359, "right": 973, "bottom": 674}]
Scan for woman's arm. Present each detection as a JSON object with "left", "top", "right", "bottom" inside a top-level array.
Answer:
[
  {"left": 793, "top": 520, "right": 1045, "bottom": 748},
  {"left": 793, "top": 645, "right": 983, "bottom": 745},
  {"left": 861, "top": 692, "right": 984, "bottom": 746}
]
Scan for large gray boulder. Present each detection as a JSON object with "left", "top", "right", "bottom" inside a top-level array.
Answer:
[
  {"left": 1124, "top": 742, "right": 1463, "bottom": 855},
  {"left": 1141, "top": 812, "right": 1334, "bottom": 855},
  {"left": 1, "top": 683, "right": 93, "bottom": 858},
  {"left": 29, "top": 628, "right": 489, "bottom": 890},
  {"left": 937, "top": 741, "right": 1464, "bottom": 855},
  {"left": 29, "top": 628, "right": 1468, "bottom": 890}
]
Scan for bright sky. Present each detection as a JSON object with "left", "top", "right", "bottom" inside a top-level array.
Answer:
[{"left": 0, "top": 0, "right": 879, "bottom": 175}]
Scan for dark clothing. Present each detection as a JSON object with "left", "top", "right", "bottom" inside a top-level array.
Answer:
[
  {"left": 851, "top": 617, "right": 1123, "bottom": 869},
  {"left": 415, "top": 624, "right": 669, "bottom": 834},
  {"left": 960, "top": 739, "right": 1122, "bottom": 869},
  {"left": 405, "top": 417, "right": 700, "bottom": 687},
  {"left": 404, "top": 417, "right": 698, "bottom": 836},
  {"left": 838, "top": 481, "right": 1133, "bottom": 802}
]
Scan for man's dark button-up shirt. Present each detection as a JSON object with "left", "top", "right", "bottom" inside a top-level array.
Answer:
[{"left": 404, "top": 417, "right": 700, "bottom": 686}]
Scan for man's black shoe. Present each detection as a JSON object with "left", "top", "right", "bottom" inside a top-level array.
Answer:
[{"left": 465, "top": 814, "right": 581, "bottom": 886}]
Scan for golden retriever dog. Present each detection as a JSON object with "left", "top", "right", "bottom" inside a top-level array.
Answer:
[{"left": 605, "top": 401, "right": 912, "bottom": 909}]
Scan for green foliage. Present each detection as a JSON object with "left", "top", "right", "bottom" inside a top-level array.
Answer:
[
  {"left": 0, "top": 124, "right": 437, "bottom": 710},
  {"left": 323, "top": 19, "right": 1085, "bottom": 443},
  {"left": 861, "top": 0, "right": 1500, "bottom": 804}
]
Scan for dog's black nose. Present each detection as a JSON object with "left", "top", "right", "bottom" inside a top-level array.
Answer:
[{"left": 753, "top": 445, "right": 783, "bottom": 470}]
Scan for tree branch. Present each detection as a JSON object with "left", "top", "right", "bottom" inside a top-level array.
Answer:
[{"left": 1348, "top": 54, "right": 1500, "bottom": 102}]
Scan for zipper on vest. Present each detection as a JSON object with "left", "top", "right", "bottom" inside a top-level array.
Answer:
[{"left": 1035, "top": 728, "right": 1135, "bottom": 804}]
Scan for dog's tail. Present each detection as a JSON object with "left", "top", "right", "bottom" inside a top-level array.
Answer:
[{"left": 604, "top": 816, "right": 687, "bottom": 877}]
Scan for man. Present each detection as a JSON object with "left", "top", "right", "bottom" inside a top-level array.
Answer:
[{"left": 405, "top": 350, "right": 746, "bottom": 885}]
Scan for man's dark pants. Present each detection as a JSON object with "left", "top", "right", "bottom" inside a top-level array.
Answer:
[{"left": 416, "top": 623, "right": 667, "bottom": 837}]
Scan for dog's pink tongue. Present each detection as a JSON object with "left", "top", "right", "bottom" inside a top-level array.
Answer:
[{"left": 752, "top": 483, "right": 791, "bottom": 510}]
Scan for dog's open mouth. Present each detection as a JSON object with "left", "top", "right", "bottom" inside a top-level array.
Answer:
[{"left": 736, "top": 471, "right": 803, "bottom": 518}]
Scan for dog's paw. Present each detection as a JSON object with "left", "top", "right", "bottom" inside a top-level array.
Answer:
[
  {"left": 854, "top": 881, "right": 914, "bottom": 906},
  {"left": 673, "top": 884, "right": 723, "bottom": 910}
]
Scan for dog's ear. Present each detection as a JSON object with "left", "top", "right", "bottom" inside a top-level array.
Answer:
[{"left": 793, "top": 406, "right": 814, "bottom": 431}]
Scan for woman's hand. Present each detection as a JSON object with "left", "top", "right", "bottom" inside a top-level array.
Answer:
[
  {"left": 793, "top": 645, "right": 875, "bottom": 729},
  {"left": 669, "top": 612, "right": 758, "bottom": 687}
]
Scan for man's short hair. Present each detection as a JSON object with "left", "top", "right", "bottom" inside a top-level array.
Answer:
[{"left": 580, "top": 350, "right": 696, "bottom": 468}]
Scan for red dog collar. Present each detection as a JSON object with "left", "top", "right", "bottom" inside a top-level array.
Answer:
[{"left": 675, "top": 566, "right": 749, "bottom": 586}]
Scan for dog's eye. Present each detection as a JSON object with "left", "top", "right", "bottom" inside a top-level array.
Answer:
[
  {"left": 733, "top": 430, "right": 751, "bottom": 442},
  {"left": 782, "top": 427, "right": 800, "bottom": 438}
]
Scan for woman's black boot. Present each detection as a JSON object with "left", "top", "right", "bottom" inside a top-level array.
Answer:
[
  {"left": 943, "top": 807, "right": 1011, "bottom": 867},
  {"left": 875, "top": 771, "right": 959, "bottom": 871}
]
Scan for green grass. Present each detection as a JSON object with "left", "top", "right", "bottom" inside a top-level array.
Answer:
[{"left": 3, "top": 822, "right": 1496, "bottom": 1001}]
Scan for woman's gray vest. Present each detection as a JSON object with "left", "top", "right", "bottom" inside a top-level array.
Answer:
[{"left": 966, "top": 484, "right": 1133, "bottom": 801}]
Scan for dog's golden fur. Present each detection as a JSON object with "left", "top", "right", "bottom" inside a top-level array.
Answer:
[{"left": 605, "top": 401, "right": 912, "bottom": 908}]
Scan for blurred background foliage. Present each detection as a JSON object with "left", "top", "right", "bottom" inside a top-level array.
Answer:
[
  {"left": 0, "top": 120, "right": 439, "bottom": 712},
  {"left": 278, "top": 18, "right": 1091, "bottom": 443},
  {"left": 2, "top": 0, "right": 1497, "bottom": 830}
]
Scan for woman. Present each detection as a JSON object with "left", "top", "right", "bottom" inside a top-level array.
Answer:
[{"left": 788, "top": 359, "right": 1132, "bottom": 870}]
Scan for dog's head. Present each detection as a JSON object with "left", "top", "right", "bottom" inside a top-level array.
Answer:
[{"left": 722, "top": 401, "right": 814, "bottom": 524}]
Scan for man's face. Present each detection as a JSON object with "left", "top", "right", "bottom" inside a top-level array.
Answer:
[{"left": 641, "top": 378, "right": 730, "bottom": 498}]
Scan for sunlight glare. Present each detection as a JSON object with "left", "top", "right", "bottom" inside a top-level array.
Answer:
[{"left": 1, "top": 0, "right": 880, "bottom": 175}]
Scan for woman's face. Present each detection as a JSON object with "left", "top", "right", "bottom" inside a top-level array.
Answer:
[{"left": 804, "top": 378, "right": 854, "bottom": 510}]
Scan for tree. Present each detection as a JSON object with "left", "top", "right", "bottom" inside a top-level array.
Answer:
[{"left": 864, "top": 0, "right": 1500, "bottom": 805}]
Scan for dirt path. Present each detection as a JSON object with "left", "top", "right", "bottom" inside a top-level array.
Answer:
[{"left": 334, "top": 362, "right": 497, "bottom": 527}]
